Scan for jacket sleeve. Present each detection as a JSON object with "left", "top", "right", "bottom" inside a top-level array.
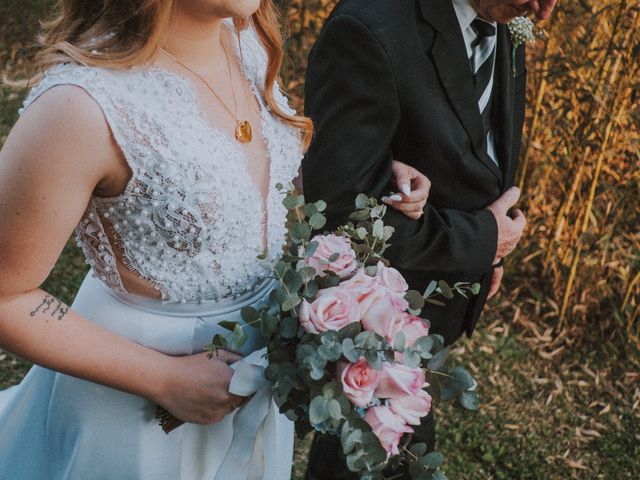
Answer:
[{"left": 302, "top": 14, "right": 498, "bottom": 275}]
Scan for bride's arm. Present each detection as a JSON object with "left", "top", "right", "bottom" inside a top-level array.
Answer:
[{"left": 0, "top": 85, "right": 242, "bottom": 424}]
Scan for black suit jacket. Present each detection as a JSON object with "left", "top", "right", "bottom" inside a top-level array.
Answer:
[
  {"left": 302, "top": 0, "right": 526, "bottom": 345},
  {"left": 303, "top": 0, "right": 525, "bottom": 343}
]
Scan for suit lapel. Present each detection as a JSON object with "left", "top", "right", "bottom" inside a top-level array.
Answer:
[
  {"left": 492, "top": 24, "right": 516, "bottom": 188},
  {"left": 418, "top": 0, "right": 503, "bottom": 185}
]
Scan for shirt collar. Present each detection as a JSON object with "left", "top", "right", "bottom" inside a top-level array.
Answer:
[{"left": 451, "top": 0, "right": 480, "bottom": 31}]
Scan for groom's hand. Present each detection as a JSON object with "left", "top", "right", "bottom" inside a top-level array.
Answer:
[{"left": 487, "top": 187, "right": 526, "bottom": 263}]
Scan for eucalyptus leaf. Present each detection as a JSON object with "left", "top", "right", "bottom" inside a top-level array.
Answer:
[
  {"left": 328, "top": 252, "right": 340, "bottom": 263},
  {"left": 405, "top": 290, "right": 426, "bottom": 310},
  {"left": 412, "top": 335, "right": 434, "bottom": 354},
  {"left": 410, "top": 443, "right": 428, "bottom": 458},
  {"left": 338, "top": 321, "right": 362, "bottom": 340},
  {"left": 309, "top": 213, "right": 327, "bottom": 230},
  {"left": 426, "top": 347, "right": 449, "bottom": 371},
  {"left": 372, "top": 219, "right": 384, "bottom": 240},
  {"left": 349, "top": 210, "right": 370, "bottom": 222},
  {"left": 290, "top": 222, "right": 311, "bottom": 243},
  {"left": 315, "top": 200, "right": 327, "bottom": 212},
  {"left": 283, "top": 270, "right": 304, "bottom": 293},
  {"left": 438, "top": 280, "right": 454, "bottom": 299},
  {"left": 459, "top": 391, "right": 479, "bottom": 411},
  {"left": 218, "top": 320, "right": 238, "bottom": 332},
  {"left": 304, "top": 280, "right": 319, "bottom": 299},
  {"left": 211, "top": 333, "right": 228, "bottom": 349},
  {"left": 394, "top": 331, "right": 406, "bottom": 352},
  {"left": 303, "top": 203, "right": 318, "bottom": 217},
  {"left": 402, "top": 349, "right": 421, "bottom": 368},
  {"left": 423, "top": 451, "right": 445, "bottom": 469},
  {"left": 425, "top": 299, "right": 446, "bottom": 307},
  {"left": 364, "top": 348, "right": 382, "bottom": 369},
  {"left": 327, "top": 399, "right": 342, "bottom": 420},
  {"left": 280, "top": 316, "right": 298, "bottom": 339},
  {"left": 423, "top": 280, "right": 438, "bottom": 298},
  {"left": 356, "top": 227, "right": 368, "bottom": 240},
  {"left": 240, "top": 306, "right": 260, "bottom": 324},
  {"left": 309, "top": 396, "right": 329, "bottom": 425},
  {"left": 355, "top": 194, "right": 370, "bottom": 209},
  {"left": 282, "top": 195, "right": 298, "bottom": 209},
  {"left": 231, "top": 324, "right": 248, "bottom": 350},
  {"left": 342, "top": 338, "right": 360, "bottom": 363},
  {"left": 451, "top": 366, "right": 476, "bottom": 391},
  {"left": 304, "top": 241, "right": 319, "bottom": 259}
]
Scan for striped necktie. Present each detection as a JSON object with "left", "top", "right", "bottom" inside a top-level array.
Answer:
[{"left": 471, "top": 18, "right": 497, "bottom": 165}]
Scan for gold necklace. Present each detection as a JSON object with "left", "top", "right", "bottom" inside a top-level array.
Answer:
[{"left": 159, "top": 43, "right": 253, "bottom": 143}]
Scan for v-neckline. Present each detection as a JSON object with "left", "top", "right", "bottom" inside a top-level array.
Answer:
[{"left": 146, "top": 24, "right": 274, "bottom": 253}]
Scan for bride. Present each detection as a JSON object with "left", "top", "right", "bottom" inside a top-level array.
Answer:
[{"left": 0, "top": 0, "right": 430, "bottom": 478}]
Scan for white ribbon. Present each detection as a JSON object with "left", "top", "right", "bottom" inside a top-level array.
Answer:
[{"left": 214, "top": 347, "right": 277, "bottom": 480}]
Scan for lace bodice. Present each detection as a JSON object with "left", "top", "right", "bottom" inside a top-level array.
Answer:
[{"left": 20, "top": 26, "right": 302, "bottom": 303}]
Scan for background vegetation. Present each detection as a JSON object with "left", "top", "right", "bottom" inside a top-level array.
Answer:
[{"left": 1, "top": 1, "right": 638, "bottom": 478}]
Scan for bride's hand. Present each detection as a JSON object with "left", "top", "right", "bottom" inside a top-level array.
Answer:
[
  {"left": 382, "top": 160, "right": 431, "bottom": 220},
  {"left": 157, "top": 349, "right": 247, "bottom": 425}
]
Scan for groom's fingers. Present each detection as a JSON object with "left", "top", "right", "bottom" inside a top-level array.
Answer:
[
  {"left": 487, "top": 267, "right": 504, "bottom": 300},
  {"left": 510, "top": 208, "right": 527, "bottom": 230},
  {"left": 490, "top": 186, "right": 521, "bottom": 215}
]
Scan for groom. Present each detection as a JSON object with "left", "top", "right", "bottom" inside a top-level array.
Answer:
[{"left": 302, "top": 0, "right": 556, "bottom": 478}]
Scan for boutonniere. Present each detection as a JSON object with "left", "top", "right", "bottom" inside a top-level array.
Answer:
[{"left": 508, "top": 16, "right": 543, "bottom": 77}]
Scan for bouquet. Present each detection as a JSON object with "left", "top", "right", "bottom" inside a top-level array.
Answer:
[{"left": 158, "top": 187, "right": 481, "bottom": 479}]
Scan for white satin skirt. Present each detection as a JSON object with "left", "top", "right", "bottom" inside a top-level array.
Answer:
[{"left": 0, "top": 272, "right": 293, "bottom": 480}]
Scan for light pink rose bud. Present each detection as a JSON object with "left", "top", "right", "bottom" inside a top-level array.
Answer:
[
  {"left": 299, "top": 287, "right": 361, "bottom": 334},
  {"left": 390, "top": 314, "right": 430, "bottom": 348},
  {"left": 361, "top": 293, "right": 409, "bottom": 340},
  {"left": 375, "top": 362, "right": 426, "bottom": 399},
  {"left": 375, "top": 262, "right": 409, "bottom": 293},
  {"left": 339, "top": 358, "right": 381, "bottom": 407},
  {"left": 305, "top": 234, "right": 358, "bottom": 279},
  {"left": 364, "top": 406, "right": 413, "bottom": 456},
  {"left": 389, "top": 390, "right": 432, "bottom": 425}
]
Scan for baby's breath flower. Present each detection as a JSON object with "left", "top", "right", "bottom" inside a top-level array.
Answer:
[
  {"left": 508, "top": 16, "right": 537, "bottom": 49},
  {"left": 508, "top": 16, "right": 542, "bottom": 76}
]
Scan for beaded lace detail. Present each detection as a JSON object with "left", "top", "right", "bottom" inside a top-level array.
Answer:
[{"left": 20, "top": 26, "right": 302, "bottom": 303}]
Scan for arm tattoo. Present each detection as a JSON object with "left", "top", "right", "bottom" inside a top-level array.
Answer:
[{"left": 31, "top": 295, "right": 70, "bottom": 321}]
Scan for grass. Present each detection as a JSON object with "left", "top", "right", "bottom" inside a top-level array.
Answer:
[{"left": 1, "top": 1, "right": 639, "bottom": 479}]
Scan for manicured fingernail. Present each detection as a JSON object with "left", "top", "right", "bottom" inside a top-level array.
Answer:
[
  {"left": 381, "top": 196, "right": 391, "bottom": 203},
  {"left": 389, "top": 194, "right": 402, "bottom": 202},
  {"left": 401, "top": 183, "right": 411, "bottom": 196}
]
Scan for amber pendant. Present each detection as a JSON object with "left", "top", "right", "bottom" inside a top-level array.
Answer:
[{"left": 235, "top": 120, "right": 253, "bottom": 143}]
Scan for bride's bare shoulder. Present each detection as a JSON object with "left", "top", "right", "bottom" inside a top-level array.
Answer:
[{"left": 5, "top": 81, "right": 126, "bottom": 192}]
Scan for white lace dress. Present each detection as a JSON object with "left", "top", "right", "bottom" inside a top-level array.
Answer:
[{"left": 0, "top": 25, "right": 301, "bottom": 480}]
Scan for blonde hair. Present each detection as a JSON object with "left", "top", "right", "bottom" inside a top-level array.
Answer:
[{"left": 31, "top": 0, "right": 313, "bottom": 149}]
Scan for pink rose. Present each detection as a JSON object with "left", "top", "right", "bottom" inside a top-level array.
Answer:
[
  {"left": 390, "top": 314, "right": 430, "bottom": 348},
  {"left": 305, "top": 234, "right": 358, "bottom": 279},
  {"left": 299, "top": 287, "right": 361, "bottom": 333},
  {"left": 375, "top": 262, "right": 409, "bottom": 293},
  {"left": 361, "top": 293, "right": 409, "bottom": 340},
  {"left": 364, "top": 406, "right": 413, "bottom": 456},
  {"left": 339, "top": 358, "right": 381, "bottom": 407},
  {"left": 341, "top": 268, "right": 389, "bottom": 315},
  {"left": 389, "top": 390, "right": 432, "bottom": 426},
  {"left": 375, "top": 362, "right": 426, "bottom": 399}
]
